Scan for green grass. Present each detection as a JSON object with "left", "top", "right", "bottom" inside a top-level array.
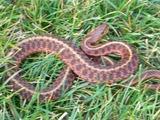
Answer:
[{"left": 0, "top": 0, "right": 160, "bottom": 119}]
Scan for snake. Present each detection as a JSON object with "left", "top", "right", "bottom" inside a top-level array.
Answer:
[{"left": 6, "top": 24, "right": 160, "bottom": 102}]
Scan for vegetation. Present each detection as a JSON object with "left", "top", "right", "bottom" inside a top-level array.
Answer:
[{"left": 0, "top": 0, "right": 159, "bottom": 119}]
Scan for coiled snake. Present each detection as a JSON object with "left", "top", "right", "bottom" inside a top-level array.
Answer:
[{"left": 6, "top": 24, "right": 160, "bottom": 102}]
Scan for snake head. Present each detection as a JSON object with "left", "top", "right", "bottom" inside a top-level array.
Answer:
[{"left": 84, "top": 24, "right": 109, "bottom": 43}]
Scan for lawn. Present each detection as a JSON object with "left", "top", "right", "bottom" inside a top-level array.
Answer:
[{"left": 0, "top": 0, "right": 160, "bottom": 120}]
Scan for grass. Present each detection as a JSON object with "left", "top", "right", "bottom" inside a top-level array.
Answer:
[{"left": 0, "top": 0, "right": 160, "bottom": 119}]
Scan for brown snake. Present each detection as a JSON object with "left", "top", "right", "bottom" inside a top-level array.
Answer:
[{"left": 6, "top": 24, "right": 160, "bottom": 102}]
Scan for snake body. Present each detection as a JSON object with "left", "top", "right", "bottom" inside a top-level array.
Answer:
[{"left": 6, "top": 24, "right": 160, "bottom": 102}]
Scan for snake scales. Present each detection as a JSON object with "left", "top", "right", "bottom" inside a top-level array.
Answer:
[{"left": 6, "top": 24, "right": 160, "bottom": 102}]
